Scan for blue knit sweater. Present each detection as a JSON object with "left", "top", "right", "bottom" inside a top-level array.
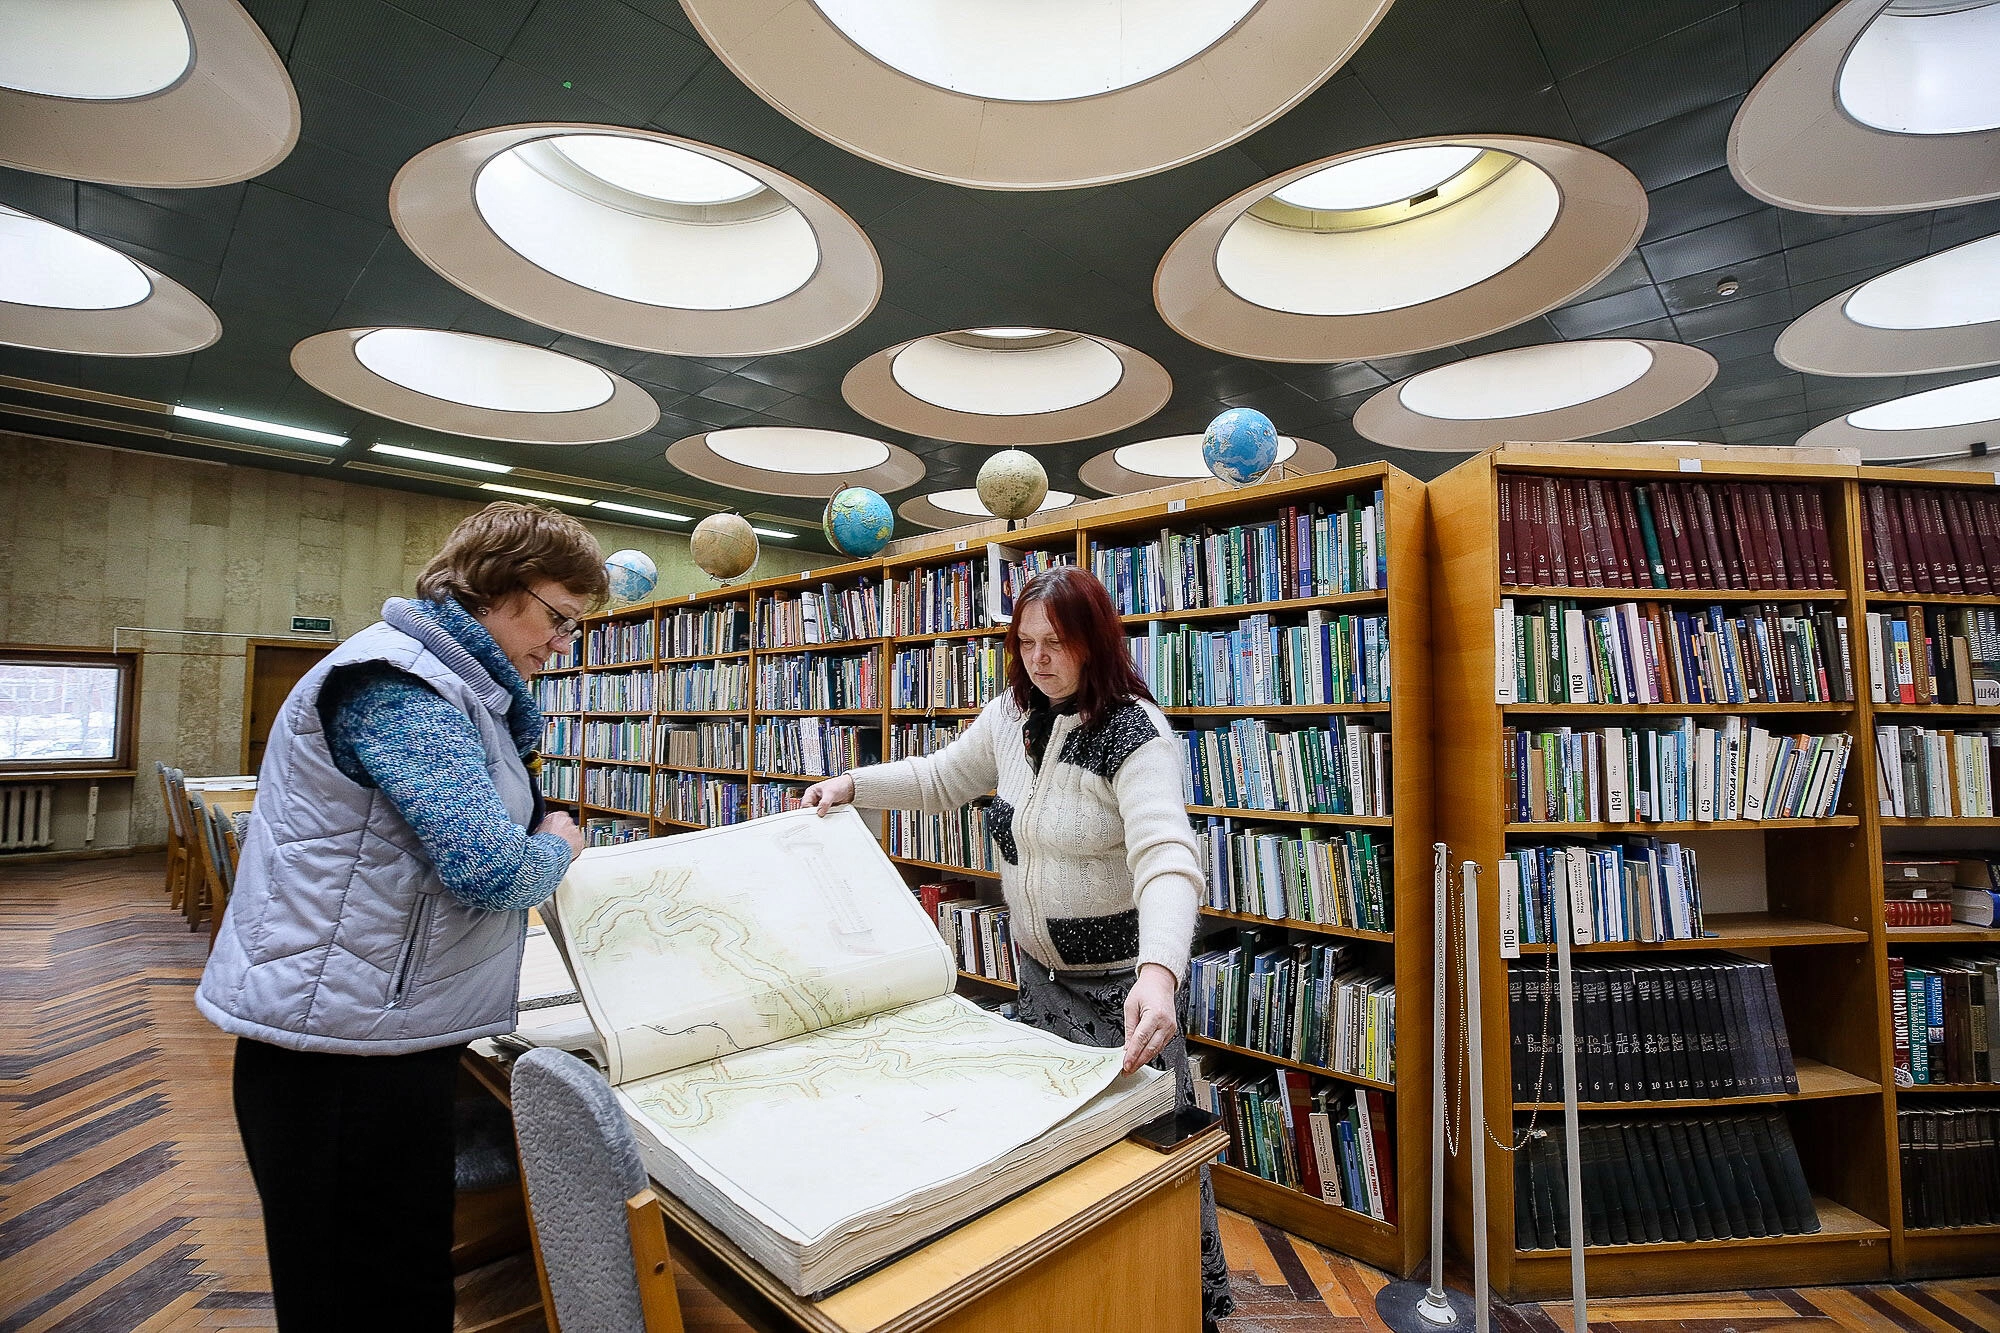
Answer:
[{"left": 319, "top": 596, "right": 569, "bottom": 911}]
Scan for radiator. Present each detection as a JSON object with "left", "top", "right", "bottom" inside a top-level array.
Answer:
[{"left": 0, "top": 784, "right": 55, "bottom": 851}]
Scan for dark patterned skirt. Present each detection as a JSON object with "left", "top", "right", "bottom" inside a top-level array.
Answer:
[{"left": 1012, "top": 953, "right": 1234, "bottom": 1323}]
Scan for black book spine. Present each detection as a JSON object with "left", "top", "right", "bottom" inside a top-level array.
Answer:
[
  {"left": 1509, "top": 964, "right": 1528, "bottom": 1101},
  {"left": 1609, "top": 965, "right": 1640, "bottom": 1101},
  {"left": 1668, "top": 1120, "right": 1719, "bottom": 1240},
  {"left": 1620, "top": 1122, "right": 1667, "bottom": 1242},
  {"left": 1746, "top": 1113, "right": 1807, "bottom": 1234},
  {"left": 1648, "top": 1120, "right": 1698, "bottom": 1242},
  {"left": 1766, "top": 1112, "right": 1822, "bottom": 1234},
  {"left": 1715, "top": 961, "right": 1756, "bottom": 1098},
  {"left": 1758, "top": 963, "right": 1800, "bottom": 1093},
  {"left": 1687, "top": 964, "right": 1725, "bottom": 1098},
  {"left": 1581, "top": 1123, "right": 1613, "bottom": 1247},
  {"left": 1514, "top": 1122, "right": 1538, "bottom": 1249},
  {"left": 1635, "top": 967, "right": 1667, "bottom": 1098},
  {"left": 1661, "top": 967, "right": 1697, "bottom": 1099},
  {"left": 1583, "top": 967, "right": 1612, "bottom": 1102},
  {"left": 1698, "top": 1118, "right": 1753, "bottom": 1237},
  {"left": 1722, "top": 1114, "right": 1777, "bottom": 1236}
]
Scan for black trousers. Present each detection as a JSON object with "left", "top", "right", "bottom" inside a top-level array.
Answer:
[{"left": 231, "top": 1036, "right": 465, "bottom": 1332}]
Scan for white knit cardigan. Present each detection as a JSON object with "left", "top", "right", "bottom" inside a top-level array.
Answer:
[{"left": 849, "top": 691, "right": 1203, "bottom": 984}]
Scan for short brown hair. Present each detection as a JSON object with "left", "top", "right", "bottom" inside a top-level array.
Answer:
[{"left": 416, "top": 502, "right": 609, "bottom": 612}]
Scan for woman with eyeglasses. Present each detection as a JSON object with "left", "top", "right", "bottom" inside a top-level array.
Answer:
[{"left": 198, "top": 501, "right": 603, "bottom": 1331}]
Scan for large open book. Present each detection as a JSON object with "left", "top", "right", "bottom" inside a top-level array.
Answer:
[{"left": 543, "top": 807, "right": 1175, "bottom": 1296}]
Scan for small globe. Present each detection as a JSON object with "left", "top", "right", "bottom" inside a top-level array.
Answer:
[
  {"left": 691, "top": 513, "right": 759, "bottom": 582},
  {"left": 976, "top": 449, "right": 1048, "bottom": 521},
  {"left": 822, "top": 486, "right": 895, "bottom": 557},
  {"left": 604, "top": 549, "right": 658, "bottom": 604},
  {"left": 1202, "top": 407, "right": 1280, "bottom": 487}
]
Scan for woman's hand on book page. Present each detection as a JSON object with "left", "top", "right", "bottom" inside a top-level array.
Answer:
[
  {"left": 800, "top": 773, "right": 855, "bottom": 816},
  {"left": 1122, "top": 962, "right": 1180, "bottom": 1075}
]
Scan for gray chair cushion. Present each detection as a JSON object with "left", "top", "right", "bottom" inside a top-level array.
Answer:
[{"left": 512, "top": 1047, "right": 650, "bottom": 1333}]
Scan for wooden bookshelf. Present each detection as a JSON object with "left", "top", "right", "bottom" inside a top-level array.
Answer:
[{"left": 1430, "top": 447, "right": 1896, "bottom": 1298}]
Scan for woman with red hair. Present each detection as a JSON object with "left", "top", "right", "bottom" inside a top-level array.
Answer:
[{"left": 804, "top": 565, "right": 1231, "bottom": 1327}]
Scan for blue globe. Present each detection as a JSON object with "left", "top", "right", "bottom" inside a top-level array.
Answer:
[
  {"left": 604, "top": 549, "right": 658, "bottom": 603},
  {"left": 1202, "top": 407, "right": 1280, "bottom": 487},
  {"left": 822, "top": 486, "right": 894, "bottom": 557}
]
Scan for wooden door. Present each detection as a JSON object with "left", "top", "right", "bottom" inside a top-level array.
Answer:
[{"left": 242, "top": 643, "right": 330, "bottom": 774}]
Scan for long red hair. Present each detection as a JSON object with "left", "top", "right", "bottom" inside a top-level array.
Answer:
[{"left": 1003, "top": 566, "right": 1152, "bottom": 726}]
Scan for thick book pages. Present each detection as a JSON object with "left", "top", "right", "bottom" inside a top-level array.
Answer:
[{"left": 551, "top": 807, "right": 1175, "bottom": 1296}]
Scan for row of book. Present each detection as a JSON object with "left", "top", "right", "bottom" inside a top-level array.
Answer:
[
  {"left": 583, "top": 719, "right": 650, "bottom": 765},
  {"left": 1865, "top": 606, "right": 2000, "bottom": 707},
  {"left": 1177, "top": 718, "right": 1392, "bottom": 818},
  {"left": 1507, "top": 955, "right": 1796, "bottom": 1103},
  {"left": 1887, "top": 856, "right": 2000, "bottom": 928},
  {"left": 1188, "top": 1057, "right": 1396, "bottom": 1222},
  {"left": 1495, "top": 599, "right": 1852, "bottom": 706},
  {"left": 1499, "top": 475, "right": 1838, "bottom": 592},
  {"left": 1089, "top": 492, "right": 1389, "bottom": 617},
  {"left": 1514, "top": 1112, "right": 1821, "bottom": 1249},
  {"left": 884, "top": 804, "right": 1000, "bottom": 873},
  {"left": 662, "top": 604, "right": 748, "bottom": 659},
  {"left": 1188, "top": 935, "right": 1395, "bottom": 1083},
  {"left": 585, "top": 618, "right": 654, "bottom": 667},
  {"left": 545, "top": 643, "right": 577, "bottom": 672},
  {"left": 890, "top": 556, "right": 999, "bottom": 636},
  {"left": 891, "top": 637, "right": 1004, "bottom": 711},
  {"left": 1899, "top": 1104, "right": 2000, "bottom": 1229},
  {"left": 1861, "top": 483, "right": 1999, "bottom": 595},
  {"left": 755, "top": 581, "right": 882, "bottom": 648},
  {"left": 888, "top": 718, "right": 972, "bottom": 761},
  {"left": 584, "top": 669, "right": 653, "bottom": 713},
  {"left": 1875, "top": 725, "right": 2000, "bottom": 818},
  {"left": 539, "top": 757, "right": 578, "bottom": 803},
  {"left": 1194, "top": 819, "right": 1393, "bottom": 933},
  {"left": 541, "top": 715, "right": 580, "bottom": 759},
  {"left": 583, "top": 764, "right": 649, "bottom": 815},
  {"left": 750, "top": 781, "right": 808, "bottom": 818},
  {"left": 658, "top": 720, "right": 746, "bottom": 770},
  {"left": 1129, "top": 611, "right": 1391, "bottom": 708},
  {"left": 659, "top": 662, "right": 749, "bottom": 712},
  {"left": 534, "top": 674, "right": 582, "bottom": 714},
  {"left": 583, "top": 815, "right": 648, "bottom": 847},
  {"left": 753, "top": 718, "right": 879, "bottom": 778},
  {"left": 1504, "top": 722, "right": 1854, "bottom": 824},
  {"left": 938, "top": 900, "right": 1017, "bottom": 983},
  {"left": 753, "top": 652, "right": 881, "bottom": 712},
  {"left": 658, "top": 773, "right": 747, "bottom": 827},
  {"left": 1890, "top": 952, "right": 1999, "bottom": 1086},
  {"left": 1498, "top": 840, "right": 1707, "bottom": 948},
  {"left": 993, "top": 546, "right": 1073, "bottom": 622}
]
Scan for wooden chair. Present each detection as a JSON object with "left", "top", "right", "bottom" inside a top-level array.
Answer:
[
  {"left": 181, "top": 791, "right": 216, "bottom": 932},
  {"left": 156, "top": 763, "right": 192, "bottom": 910},
  {"left": 202, "top": 801, "right": 240, "bottom": 947}
]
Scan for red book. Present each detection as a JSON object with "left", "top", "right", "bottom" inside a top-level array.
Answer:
[
  {"left": 1645, "top": 484, "right": 1684, "bottom": 587},
  {"left": 1801, "top": 487, "right": 1837, "bottom": 588},
  {"left": 918, "top": 879, "right": 975, "bottom": 921},
  {"left": 1971, "top": 494, "right": 1999, "bottom": 592},
  {"left": 1590, "top": 478, "right": 1635, "bottom": 587},
  {"left": 1868, "top": 485, "right": 1902, "bottom": 591},
  {"left": 1614, "top": 483, "right": 1647, "bottom": 588},
  {"left": 1498, "top": 477, "right": 1518, "bottom": 585},
  {"left": 1860, "top": 507, "right": 1882, "bottom": 593},
  {"left": 1778, "top": 487, "right": 1811, "bottom": 588},
  {"left": 1940, "top": 490, "right": 1978, "bottom": 594},
  {"left": 1555, "top": 478, "right": 1582, "bottom": 586},
  {"left": 1958, "top": 491, "right": 1994, "bottom": 594},
  {"left": 1277, "top": 1069, "right": 1322, "bottom": 1200},
  {"left": 1572, "top": 479, "right": 1604, "bottom": 587},
  {"left": 1680, "top": 484, "right": 1715, "bottom": 585},
  {"left": 1661, "top": 483, "right": 1698, "bottom": 588},
  {"left": 1765, "top": 485, "right": 1802, "bottom": 588},
  {"left": 1527, "top": 478, "right": 1551, "bottom": 586},
  {"left": 1364, "top": 1088, "right": 1397, "bottom": 1225},
  {"left": 1896, "top": 489, "right": 1934, "bottom": 592},
  {"left": 1709, "top": 486, "right": 1747, "bottom": 589},
  {"left": 1689, "top": 484, "right": 1729, "bottom": 590},
  {"left": 1751, "top": 484, "right": 1790, "bottom": 587},
  {"left": 1727, "top": 484, "right": 1766, "bottom": 590},
  {"left": 1922, "top": 489, "right": 1960, "bottom": 595}
]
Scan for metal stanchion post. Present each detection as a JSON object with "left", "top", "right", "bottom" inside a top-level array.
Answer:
[
  {"left": 1461, "top": 861, "right": 1491, "bottom": 1333},
  {"left": 1550, "top": 880, "right": 1589, "bottom": 1333}
]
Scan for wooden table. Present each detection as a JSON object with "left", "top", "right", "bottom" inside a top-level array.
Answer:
[
  {"left": 463, "top": 1049, "right": 1224, "bottom": 1333},
  {"left": 199, "top": 789, "right": 257, "bottom": 820}
]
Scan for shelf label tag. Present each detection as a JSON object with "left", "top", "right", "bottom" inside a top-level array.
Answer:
[
  {"left": 1679, "top": 458, "right": 1702, "bottom": 472},
  {"left": 1168, "top": 498, "right": 1187, "bottom": 513},
  {"left": 954, "top": 539, "right": 967, "bottom": 551}
]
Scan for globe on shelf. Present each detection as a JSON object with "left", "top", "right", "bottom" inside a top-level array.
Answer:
[
  {"left": 1202, "top": 407, "right": 1280, "bottom": 487},
  {"left": 822, "top": 485, "right": 894, "bottom": 557},
  {"left": 691, "top": 513, "right": 759, "bottom": 582},
  {"left": 603, "top": 549, "right": 658, "bottom": 604},
  {"left": 975, "top": 448, "right": 1048, "bottom": 521}
]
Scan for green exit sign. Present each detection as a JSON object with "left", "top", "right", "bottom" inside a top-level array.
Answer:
[{"left": 291, "top": 616, "right": 334, "bottom": 634}]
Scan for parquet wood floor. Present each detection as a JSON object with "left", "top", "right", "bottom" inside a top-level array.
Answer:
[{"left": 2, "top": 856, "right": 1994, "bottom": 1332}]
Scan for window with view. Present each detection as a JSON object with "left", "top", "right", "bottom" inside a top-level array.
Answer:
[{"left": 0, "top": 651, "right": 138, "bottom": 774}]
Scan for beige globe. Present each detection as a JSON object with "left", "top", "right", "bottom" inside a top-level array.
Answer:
[
  {"left": 975, "top": 448, "right": 1048, "bottom": 521},
  {"left": 691, "top": 512, "right": 759, "bottom": 581}
]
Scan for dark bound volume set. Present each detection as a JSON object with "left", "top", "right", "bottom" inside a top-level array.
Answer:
[{"left": 1899, "top": 1104, "right": 2000, "bottom": 1229}]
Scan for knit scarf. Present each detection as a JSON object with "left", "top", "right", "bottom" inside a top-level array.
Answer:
[
  {"left": 1021, "top": 691, "right": 1079, "bottom": 773},
  {"left": 382, "top": 596, "right": 543, "bottom": 758}
]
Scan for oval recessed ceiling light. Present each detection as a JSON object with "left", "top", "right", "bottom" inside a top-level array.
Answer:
[
  {"left": 1157, "top": 136, "right": 1645, "bottom": 361},
  {"left": 1848, "top": 374, "right": 2000, "bottom": 430},
  {"left": 677, "top": 0, "right": 1395, "bottom": 190},
  {"left": 290, "top": 328, "right": 659, "bottom": 445},
  {"left": 845, "top": 329, "right": 1171, "bottom": 446},
  {"left": 1730, "top": 0, "right": 2000, "bottom": 213},
  {"left": 1798, "top": 370, "right": 2000, "bottom": 457},
  {"left": 0, "top": 203, "right": 218, "bottom": 356},
  {"left": 1777, "top": 230, "right": 2000, "bottom": 375},
  {"left": 900, "top": 487, "right": 1077, "bottom": 531},
  {"left": 666, "top": 427, "right": 925, "bottom": 500},
  {"left": 393, "top": 126, "right": 880, "bottom": 356},
  {"left": 1078, "top": 435, "right": 1339, "bottom": 495},
  {"left": 1353, "top": 339, "right": 1717, "bottom": 452},
  {"left": 0, "top": 0, "right": 298, "bottom": 187}
]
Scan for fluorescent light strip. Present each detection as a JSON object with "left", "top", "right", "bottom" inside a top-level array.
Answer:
[
  {"left": 752, "top": 527, "right": 796, "bottom": 539},
  {"left": 173, "top": 404, "right": 348, "bottom": 447},
  {"left": 481, "top": 482, "right": 596, "bottom": 505},
  {"left": 369, "top": 442, "right": 512, "bottom": 474},
  {"left": 595, "top": 500, "right": 691, "bottom": 522}
]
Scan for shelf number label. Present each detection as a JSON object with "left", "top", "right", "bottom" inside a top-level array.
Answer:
[
  {"left": 954, "top": 540, "right": 968, "bottom": 551},
  {"left": 1679, "top": 458, "right": 1703, "bottom": 472},
  {"left": 1168, "top": 498, "right": 1187, "bottom": 513}
]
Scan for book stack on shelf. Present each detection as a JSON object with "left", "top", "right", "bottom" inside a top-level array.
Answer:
[
  {"left": 1898, "top": 1103, "right": 2000, "bottom": 1229},
  {"left": 1875, "top": 725, "right": 1999, "bottom": 818},
  {"left": 1860, "top": 483, "right": 1998, "bottom": 597},
  {"left": 1864, "top": 605, "right": 2000, "bottom": 708},
  {"left": 1888, "top": 951, "right": 1999, "bottom": 1087},
  {"left": 1189, "top": 1058, "right": 1396, "bottom": 1225}
]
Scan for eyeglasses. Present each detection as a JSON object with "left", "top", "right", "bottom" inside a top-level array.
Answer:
[{"left": 523, "top": 586, "right": 583, "bottom": 641}]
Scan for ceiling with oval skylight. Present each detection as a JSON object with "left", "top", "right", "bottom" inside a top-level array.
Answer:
[
  {"left": 899, "top": 486, "right": 1078, "bottom": 531},
  {"left": 707, "top": 428, "right": 891, "bottom": 475},
  {"left": 1113, "top": 435, "right": 1300, "bottom": 479},
  {"left": 1798, "top": 369, "right": 2000, "bottom": 456},
  {"left": 0, "top": 207, "right": 152, "bottom": 310},
  {"left": 1846, "top": 232, "right": 2000, "bottom": 329},
  {"left": 667, "top": 428, "right": 925, "bottom": 500},
  {"left": 0, "top": 0, "right": 192, "bottom": 101},
  {"left": 394, "top": 126, "right": 880, "bottom": 356},
  {"left": 927, "top": 488, "right": 1075, "bottom": 517},
  {"left": 0, "top": 203, "right": 217, "bottom": 357},
  {"left": 1400, "top": 341, "right": 1655, "bottom": 420},
  {"left": 1837, "top": 1, "right": 2000, "bottom": 135},
  {"left": 1157, "top": 135, "right": 1645, "bottom": 361},
  {"left": 1847, "top": 374, "right": 2000, "bottom": 429},
  {"left": 1777, "top": 229, "right": 2000, "bottom": 375},
  {"left": 1078, "top": 435, "right": 1338, "bottom": 496},
  {"left": 353, "top": 329, "right": 615, "bottom": 414},
  {"left": 890, "top": 334, "right": 1124, "bottom": 416}
]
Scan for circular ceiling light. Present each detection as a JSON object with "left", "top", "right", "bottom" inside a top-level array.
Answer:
[
  {"left": 0, "top": 0, "right": 298, "bottom": 187},
  {"left": 844, "top": 329, "right": 1171, "bottom": 446},
  {"left": 1079, "top": 435, "right": 1339, "bottom": 495},
  {"left": 1798, "top": 370, "right": 2000, "bottom": 457},
  {"left": 1730, "top": 0, "right": 2000, "bottom": 213},
  {"left": 676, "top": 0, "right": 1395, "bottom": 190},
  {"left": 901, "top": 487, "right": 1077, "bottom": 530},
  {"left": 1353, "top": 339, "right": 1717, "bottom": 452},
  {"left": 393, "top": 125, "right": 880, "bottom": 356},
  {"left": 1777, "top": 230, "right": 2000, "bottom": 375},
  {"left": 666, "top": 427, "right": 925, "bottom": 500},
  {"left": 290, "top": 328, "right": 659, "bottom": 445},
  {"left": 1848, "top": 374, "right": 2000, "bottom": 429},
  {"left": 0, "top": 204, "right": 218, "bottom": 356},
  {"left": 1156, "top": 136, "right": 1645, "bottom": 362}
]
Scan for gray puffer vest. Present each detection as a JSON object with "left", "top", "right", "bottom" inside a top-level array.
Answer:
[{"left": 196, "top": 612, "right": 536, "bottom": 1055}]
